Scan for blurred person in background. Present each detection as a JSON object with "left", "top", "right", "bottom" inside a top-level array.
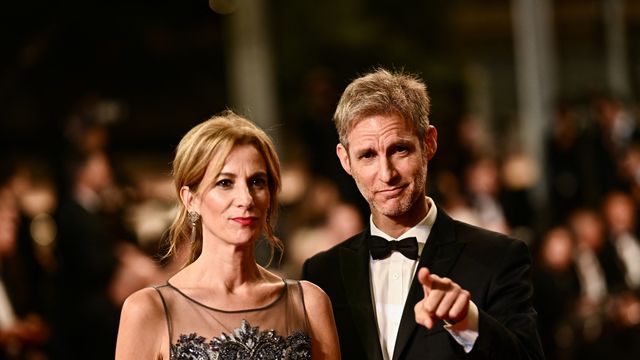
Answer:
[
  {"left": 545, "top": 101, "right": 585, "bottom": 225},
  {"left": 567, "top": 207, "right": 636, "bottom": 359},
  {"left": 449, "top": 113, "right": 495, "bottom": 179},
  {"left": 431, "top": 171, "right": 480, "bottom": 227},
  {"left": 600, "top": 191, "right": 640, "bottom": 358},
  {"left": 52, "top": 98, "right": 164, "bottom": 358},
  {"left": 303, "top": 68, "right": 543, "bottom": 359},
  {"left": 52, "top": 149, "right": 120, "bottom": 359},
  {"left": 431, "top": 114, "right": 493, "bottom": 228},
  {"left": 569, "top": 208, "right": 626, "bottom": 311},
  {"left": 462, "top": 155, "right": 510, "bottom": 235},
  {"left": 601, "top": 191, "right": 640, "bottom": 293},
  {"left": 578, "top": 94, "right": 633, "bottom": 208},
  {"left": 532, "top": 226, "right": 580, "bottom": 360},
  {"left": 286, "top": 178, "right": 363, "bottom": 278},
  {"left": 115, "top": 111, "right": 339, "bottom": 359},
  {"left": 460, "top": 152, "right": 536, "bottom": 242},
  {"left": 53, "top": 148, "right": 159, "bottom": 359},
  {"left": 499, "top": 152, "right": 537, "bottom": 244},
  {"left": 592, "top": 94, "right": 638, "bottom": 157},
  {"left": 621, "top": 140, "right": 640, "bottom": 201},
  {"left": 0, "top": 158, "right": 50, "bottom": 359}
]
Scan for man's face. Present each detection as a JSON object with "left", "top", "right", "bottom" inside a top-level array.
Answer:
[{"left": 336, "top": 113, "right": 437, "bottom": 226}]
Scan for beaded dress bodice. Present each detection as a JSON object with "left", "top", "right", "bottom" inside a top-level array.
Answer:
[{"left": 154, "top": 279, "right": 311, "bottom": 360}]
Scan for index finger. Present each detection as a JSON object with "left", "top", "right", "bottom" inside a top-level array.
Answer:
[{"left": 418, "top": 267, "right": 432, "bottom": 292}]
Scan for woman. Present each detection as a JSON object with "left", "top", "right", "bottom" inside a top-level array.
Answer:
[{"left": 115, "top": 111, "right": 340, "bottom": 359}]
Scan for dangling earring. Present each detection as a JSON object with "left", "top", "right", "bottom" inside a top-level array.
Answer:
[{"left": 188, "top": 211, "right": 200, "bottom": 242}]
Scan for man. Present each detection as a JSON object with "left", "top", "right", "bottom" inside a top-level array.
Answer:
[
  {"left": 302, "top": 68, "right": 543, "bottom": 359},
  {"left": 53, "top": 149, "right": 120, "bottom": 359}
]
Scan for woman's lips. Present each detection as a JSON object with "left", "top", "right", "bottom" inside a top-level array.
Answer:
[{"left": 232, "top": 217, "right": 257, "bottom": 226}]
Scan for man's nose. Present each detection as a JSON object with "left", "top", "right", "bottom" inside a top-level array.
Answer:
[{"left": 379, "top": 157, "right": 397, "bottom": 183}]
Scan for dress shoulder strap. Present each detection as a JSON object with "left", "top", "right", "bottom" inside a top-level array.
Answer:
[
  {"left": 153, "top": 284, "right": 172, "bottom": 352},
  {"left": 285, "top": 279, "right": 310, "bottom": 332}
]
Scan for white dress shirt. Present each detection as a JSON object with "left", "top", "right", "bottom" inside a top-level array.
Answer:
[
  {"left": 574, "top": 247, "right": 608, "bottom": 304},
  {"left": 613, "top": 232, "right": 640, "bottom": 289},
  {"left": 0, "top": 276, "right": 16, "bottom": 329},
  {"left": 369, "top": 197, "right": 479, "bottom": 359}
]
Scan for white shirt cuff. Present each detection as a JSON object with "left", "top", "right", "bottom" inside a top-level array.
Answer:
[{"left": 443, "top": 300, "right": 479, "bottom": 353}]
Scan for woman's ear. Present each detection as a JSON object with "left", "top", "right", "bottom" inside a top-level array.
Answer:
[{"left": 180, "top": 186, "right": 199, "bottom": 212}]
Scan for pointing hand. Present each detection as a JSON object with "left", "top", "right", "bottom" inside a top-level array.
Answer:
[{"left": 414, "top": 267, "right": 470, "bottom": 329}]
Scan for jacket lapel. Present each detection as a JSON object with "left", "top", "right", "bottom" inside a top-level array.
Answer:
[
  {"left": 392, "top": 208, "right": 465, "bottom": 360},
  {"left": 339, "top": 230, "right": 384, "bottom": 360}
]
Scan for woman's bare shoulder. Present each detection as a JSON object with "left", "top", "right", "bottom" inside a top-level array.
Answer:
[
  {"left": 120, "top": 286, "right": 167, "bottom": 324},
  {"left": 298, "top": 280, "right": 332, "bottom": 310},
  {"left": 116, "top": 287, "right": 169, "bottom": 359},
  {"left": 297, "top": 280, "right": 340, "bottom": 359}
]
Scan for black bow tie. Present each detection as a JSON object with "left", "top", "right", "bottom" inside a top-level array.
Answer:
[{"left": 368, "top": 235, "right": 419, "bottom": 260}]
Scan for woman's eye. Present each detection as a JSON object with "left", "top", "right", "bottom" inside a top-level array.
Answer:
[
  {"left": 216, "top": 179, "right": 232, "bottom": 188},
  {"left": 251, "top": 178, "right": 267, "bottom": 188}
]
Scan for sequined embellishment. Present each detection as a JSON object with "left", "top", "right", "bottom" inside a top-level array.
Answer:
[{"left": 171, "top": 319, "right": 311, "bottom": 360}]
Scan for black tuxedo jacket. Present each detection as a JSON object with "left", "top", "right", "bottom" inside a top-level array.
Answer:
[{"left": 302, "top": 207, "right": 543, "bottom": 359}]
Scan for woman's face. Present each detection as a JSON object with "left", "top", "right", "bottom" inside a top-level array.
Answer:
[{"left": 196, "top": 144, "right": 270, "bottom": 247}]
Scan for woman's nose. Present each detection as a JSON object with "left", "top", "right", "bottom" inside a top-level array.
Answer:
[{"left": 235, "top": 183, "right": 255, "bottom": 207}]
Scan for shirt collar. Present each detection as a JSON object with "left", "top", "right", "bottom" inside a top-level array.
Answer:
[{"left": 369, "top": 196, "right": 437, "bottom": 248}]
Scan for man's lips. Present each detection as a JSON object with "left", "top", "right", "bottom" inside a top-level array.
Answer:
[
  {"left": 377, "top": 185, "right": 407, "bottom": 196},
  {"left": 231, "top": 217, "right": 258, "bottom": 226}
]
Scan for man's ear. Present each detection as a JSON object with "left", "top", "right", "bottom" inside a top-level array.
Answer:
[
  {"left": 425, "top": 125, "right": 438, "bottom": 161},
  {"left": 336, "top": 143, "right": 352, "bottom": 176},
  {"left": 179, "top": 186, "right": 200, "bottom": 212}
]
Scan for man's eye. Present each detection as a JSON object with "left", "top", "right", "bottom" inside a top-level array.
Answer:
[
  {"left": 216, "top": 179, "right": 233, "bottom": 188},
  {"left": 360, "top": 151, "right": 374, "bottom": 159},
  {"left": 394, "top": 146, "right": 409, "bottom": 154}
]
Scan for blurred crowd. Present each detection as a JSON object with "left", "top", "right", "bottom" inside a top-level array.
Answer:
[
  {"left": 429, "top": 93, "right": 640, "bottom": 360},
  {"left": 530, "top": 95, "right": 640, "bottom": 360},
  {"left": 0, "top": 98, "right": 177, "bottom": 359},
  {"left": 2, "top": 83, "right": 640, "bottom": 359}
]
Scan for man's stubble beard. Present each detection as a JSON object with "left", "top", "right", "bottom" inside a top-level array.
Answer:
[{"left": 359, "top": 166, "right": 429, "bottom": 219}]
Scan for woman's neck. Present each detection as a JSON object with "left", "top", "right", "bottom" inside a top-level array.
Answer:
[{"left": 183, "top": 242, "right": 265, "bottom": 292}]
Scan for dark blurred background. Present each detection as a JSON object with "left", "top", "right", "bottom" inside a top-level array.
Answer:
[
  {"left": 2, "top": 0, "right": 638, "bottom": 161},
  {"left": 2, "top": 0, "right": 640, "bottom": 359}
]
